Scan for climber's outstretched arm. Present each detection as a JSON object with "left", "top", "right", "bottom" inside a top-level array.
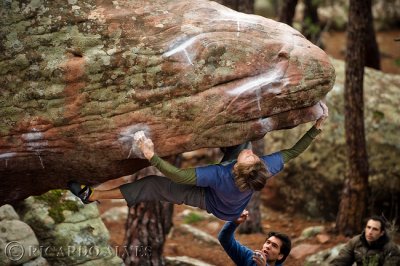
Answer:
[
  {"left": 280, "top": 102, "right": 328, "bottom": 163},
  {"left": 135, "top": 134, "right": 197, "bottom": 185}
]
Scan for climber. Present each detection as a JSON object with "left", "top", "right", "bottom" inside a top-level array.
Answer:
[{"left": 69, "top": 102, "right": 328, "bottom": 221}]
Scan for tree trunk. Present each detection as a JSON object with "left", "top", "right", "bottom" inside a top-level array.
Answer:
[
  {"left": 123, "top": 199, "right": 173, "bottom": 265},
  {"left": 302, "top": 0, "right": 321, "bottom": 46},
  {"left": 213, "top": 0, "right": 254, "bottom": 14},
  {"left": 238, "top": 191, "right": 262, "bottom": 233},
  {"left": 122, "top": 161, "right": 176, "bottom": 265},
  {"left": 335, "top": 0, "right": 370, "bottom": 236},
  {"left": 238, "top": 138, "right": 264, "bottom": 234},
  {"left": 278, "top": 0, "right": 298, "bottom": 26},
  {"left": 364, "top": 2, "right": 381, "bottom": 70}
]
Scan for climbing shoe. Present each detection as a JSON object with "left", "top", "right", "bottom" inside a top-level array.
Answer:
[{"left": 67, "top": 181, "right": 94, "bottom": 204}]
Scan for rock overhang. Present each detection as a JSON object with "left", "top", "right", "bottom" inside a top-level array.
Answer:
[{"left": 0, "top": 0, "right": 335, "bottom": 204}]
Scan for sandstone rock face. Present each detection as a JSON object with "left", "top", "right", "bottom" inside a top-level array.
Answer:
[
  {"left": 262, "top": 58, "right": 400, "bottom": 219},
  {"left": 19, "top": 190, "right": 123, "bottom": 265},
  {"left": 0, "top": 0, "right": 334, "bottom": 204},
  {"left": 0, "top": 204, "right": 49, "bottom": 266}
]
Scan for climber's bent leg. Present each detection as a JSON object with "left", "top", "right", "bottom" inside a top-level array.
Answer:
[
  {"left": 90, "top": 188, "right": 124, "bottom": 201},
  {"left": 119, "top": 175, "right": 206, "bottom": 210}
]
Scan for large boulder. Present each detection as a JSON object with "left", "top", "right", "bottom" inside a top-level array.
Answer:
[
  {"left": 18, "top": 190, "right": 123, "bottom": 265},
  {"left": 262, "top": 58, "right": 400, "bottom": 220},
  {"left": 0, "top": 204, "right": 49, "bottom": 266},
  {"left": 0, "top": 0, "right": 334, "bottom": 204}
]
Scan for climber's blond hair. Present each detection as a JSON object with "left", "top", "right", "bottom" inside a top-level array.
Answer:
[{"left": 233, "top": 160, "right": 270, "bottom": 192}]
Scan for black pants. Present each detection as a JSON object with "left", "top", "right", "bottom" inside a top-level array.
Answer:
[{"left": 120, "top": 175, "right": 206, "bottom": 209}]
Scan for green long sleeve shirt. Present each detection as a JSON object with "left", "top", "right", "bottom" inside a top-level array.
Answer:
[
  {"left": 149, "top": 125, "right": 321, "bottom": 186},
  {"left": 150, "top": 155, "right": 197, "bottom": 185},
  {"left": 280, "top": 125, "right": 321, "bottom": 163}
]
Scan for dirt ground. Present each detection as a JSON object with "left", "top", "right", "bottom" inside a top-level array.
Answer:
[
  {"left": 99, "top": 199, "right": 352, "bottom": 266},
  {"left": 164, "top": 205, "right": 348, "bottom": 266}
]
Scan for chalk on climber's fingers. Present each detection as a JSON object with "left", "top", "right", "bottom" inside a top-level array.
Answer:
[{"left": 133, "top": 131, "right": 146, "bottom": 142}]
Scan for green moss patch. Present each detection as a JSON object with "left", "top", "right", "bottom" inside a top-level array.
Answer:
[
  {"left": 34, "top": 190, "right": 79, "bottom": 224},
  {"left": 183, "top": 212, "right": 205, "bottom": 224}
]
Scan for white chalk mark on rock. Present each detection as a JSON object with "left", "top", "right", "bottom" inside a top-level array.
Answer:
[
  {"left": 21, "top": 129, "right": 49, "bottom": 168},
  {"left": 0, "top": 152, "right": 17, "bottom": 159},
  {"left": 119, "top": 124, "right": 151, "bottom": 159},
  {"left": 164, "top": 37, "right": 196, "bottom": 57},
  {"left": 227, "top": 69, "right": 283, "bottom": 95},
  {"left": 256, "top": 89, "right": 261, "bottom": 111},
  {"left": 22, "top": 132, "right": 43, "bottom": 141},
  {"left": 184, "top": 49, "right": 194, "bottom": 65},
  {"left": 258, "top": 117, "right": 276, "bottom": 133},
  {"left": 0, "top": 153, "right": 17, "bottom": 169},
  {"left": 36, "top": 152, "right": 45, "bottom": 169}
]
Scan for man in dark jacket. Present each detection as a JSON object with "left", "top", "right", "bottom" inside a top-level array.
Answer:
[
  {"left": 331, "top": 215, "right": 400, "bottom": 266},
  {"left": 218, "top": 210, "right": 291, "bottom": 266}
]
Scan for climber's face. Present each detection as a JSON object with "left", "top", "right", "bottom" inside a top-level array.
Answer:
[{"left": 237, "top": 149, "right": 260, "bottom": 166}]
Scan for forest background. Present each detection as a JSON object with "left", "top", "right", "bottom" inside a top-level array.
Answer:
[{"left": 1, "top": 0, "right": 399, "bottom": 265}]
